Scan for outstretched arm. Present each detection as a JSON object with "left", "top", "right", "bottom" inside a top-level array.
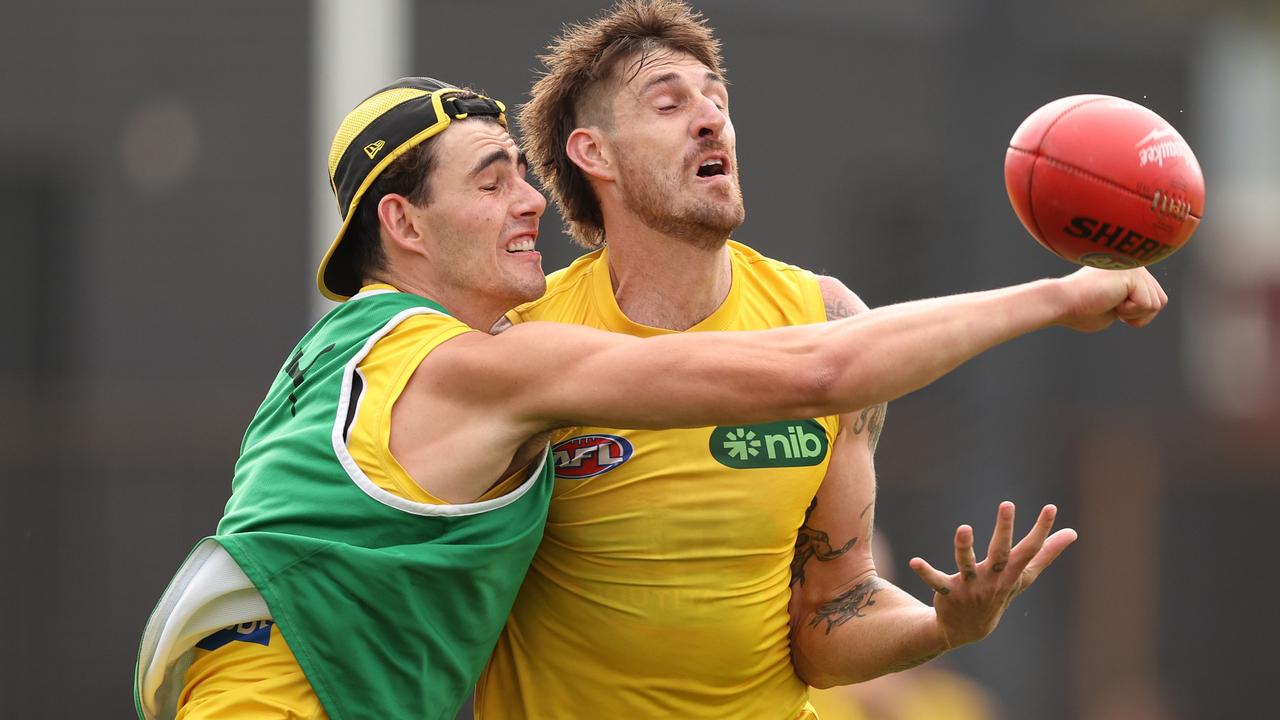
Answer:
[
  {"left": 437, "top": 266, "right": 1167, "bottom": 438},
  {"left": 408, "top": 266, "right": 1165, "bottom": 501},
  {"left": 788, "top": 277, "right": 1077, "bottom": 687},
  {"left": 793, "top": 494, "right": 1075, "bottom": 686}
]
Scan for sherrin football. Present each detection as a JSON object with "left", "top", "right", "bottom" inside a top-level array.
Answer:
[{"left": 1004, "top": 94, "right": 1204, "bottom": 269}]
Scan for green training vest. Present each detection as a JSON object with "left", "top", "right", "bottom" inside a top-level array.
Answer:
[{"left": 211, "top": 291, "right": 552, "bottom": 719}]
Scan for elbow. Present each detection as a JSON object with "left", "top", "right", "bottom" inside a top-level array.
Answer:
[
  {"left": 792, "top": 642, "right": 838, "bottom": 689},
  {"left": 795, "top": 344, "right": 869, "bottom": 417},
  {"left": 791, "top": 624, "right": 880, "bottom": 688},
  {"left": 790, "top": 624, "right": 855, "bottom": 689}
]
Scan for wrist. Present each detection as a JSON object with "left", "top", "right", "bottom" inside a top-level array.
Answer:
[
  {"left": 1020, "top": 277, "right": 1072, "bottom": 329},
  {"left": 928, "top": 612, "right": 954, "bottom": 652}
]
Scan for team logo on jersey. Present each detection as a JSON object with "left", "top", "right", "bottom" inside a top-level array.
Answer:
[
  {"left": 709, "top": 420, "right": 828, "bottom": 469},
  {"left": 552, "top": 434, "right": 634, "bottom": 478}
]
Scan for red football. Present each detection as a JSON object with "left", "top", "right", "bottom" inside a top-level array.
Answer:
[{"left": 1005, "top": 94, "right": 1204, "bottom": 269}]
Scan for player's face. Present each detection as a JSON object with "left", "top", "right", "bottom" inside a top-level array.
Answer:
[
  {"left": 415, "top": 121, "right": 547, "bottom": 308},
  {"left": 606, "top": 50, "right": 744, "bottom": 247}
]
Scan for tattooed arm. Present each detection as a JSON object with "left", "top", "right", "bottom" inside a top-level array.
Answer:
[
  {"left": 788, "top": 276, "right": 941, "bottom": 686},
  {"left": 789, "top": 276, "right": 1078, "bottom": 688}
]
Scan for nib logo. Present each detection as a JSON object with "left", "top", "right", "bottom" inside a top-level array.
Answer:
[
  {"left": 723, "top": 428, "right": 761, "bottom": 460},
  {"left": 710, "top": 420, "right": 829, "bottom": 469}
]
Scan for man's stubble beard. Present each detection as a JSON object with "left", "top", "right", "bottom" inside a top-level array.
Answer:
[{"left": 616, "top": 154, "right": 745, "bottom": 250}]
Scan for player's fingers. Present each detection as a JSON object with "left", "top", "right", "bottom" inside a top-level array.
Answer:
[
  {"left": 1117, "top": 299, "right": 1156, "bottom": 328},
  {"left": 954, "top": 525, "right": 978, "bottom": 582},
  {"left": 909, "top": 557, "right": 952, "bottom": 596},
  {"left": 1144, "top": 271, "right": 1169, "bottom": 308},
  {"left": 1018, "top": 528, "right": 1079, "bottom": 590},
  {"left": 986, "top": 501, "right": 1015, "bottom": 573},
  {"left": 1009, "top": 504, "right": 1058, "bottom": 572},
  {"left": 1121, "top": 272, "right": 1166, "bottom": 327}
]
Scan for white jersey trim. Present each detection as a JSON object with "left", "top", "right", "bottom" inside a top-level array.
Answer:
[
  {"left": 331, "top": 306, "right": 550, "bottom": 517},
  {"left": 136, "top": 540, "right": 270, "bottom": 719}
]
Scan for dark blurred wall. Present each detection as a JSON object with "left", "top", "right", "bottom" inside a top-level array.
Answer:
[
  {"left": 0, "top": 1, "right": 312, "bottom": 716},
  {"left": 2, "top": 2, "right": 1275, "bottom": 719}
]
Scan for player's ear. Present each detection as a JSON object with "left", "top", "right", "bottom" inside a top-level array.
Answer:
[
  {"left": 377, "top": 193, "right": 424, "bottom": 252},
  {"left": 566, "top": 127, "right": 614, "bottom": 182}
]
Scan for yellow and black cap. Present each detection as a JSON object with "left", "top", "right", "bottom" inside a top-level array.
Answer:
[{"left": 319, "top": 76, "right": 507, "bottom": 301}]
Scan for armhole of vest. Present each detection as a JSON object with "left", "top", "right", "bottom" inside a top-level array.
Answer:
[
  {"left": 331, "top": 307, "right": 552, "bottom": 517},
  {"left": 348, "top": 316, "right": 467, "bottom": 505}
]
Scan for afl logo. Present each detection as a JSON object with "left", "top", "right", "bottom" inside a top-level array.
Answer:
[{"left": 552, "top": 434, "right": 634, "bottom": 479}]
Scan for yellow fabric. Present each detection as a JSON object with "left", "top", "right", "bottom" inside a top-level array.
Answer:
[
  {"left": 346, "top": 285, "right": 527, "bottom": 504},
  {"left": 807, "top": 670, "right": 998, "bottom": 720},
  {"left": 177, "top": 623, "right": 327, "bottom": 720},
  {"left": 478, "top": 241, "right": 835, "bottom": 719},
  {"left": 806, "top": 688, "right": 871, "bottom": 720}
]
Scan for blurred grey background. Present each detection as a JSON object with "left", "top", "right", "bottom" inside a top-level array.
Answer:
[{"left": 2, "top": 1, "right": 1277, "bottom": 718}]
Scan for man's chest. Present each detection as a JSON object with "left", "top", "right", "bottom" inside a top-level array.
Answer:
[{"left": 544, "top": 422, "right": 834, "bottom": 557}]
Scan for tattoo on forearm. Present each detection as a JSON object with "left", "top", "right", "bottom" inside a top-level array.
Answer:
[
  {"left": 791, "top": 499, "right": 858, "bottom": 587},
  {"left": 885, "top": 650, "right": 943, "bottom": 674},
  {"left": 851, "top": 403, "right": 887, "bottom": 455},
  {"left": 809, "top": 577, "right": 885, "bottom": 634}
]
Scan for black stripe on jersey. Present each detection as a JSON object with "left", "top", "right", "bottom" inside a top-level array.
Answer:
[{"left": 343, "top": 368, "right": 366, "bottom": 445}]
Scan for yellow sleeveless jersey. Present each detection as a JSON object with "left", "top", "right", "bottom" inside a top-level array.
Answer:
[{"left": 477, "top": 242, "right": 835, "bottom": 719}]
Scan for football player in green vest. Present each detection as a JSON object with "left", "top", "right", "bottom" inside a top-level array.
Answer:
[{"left": 135, "top": 76, "right": 1165, "bottom": 720}]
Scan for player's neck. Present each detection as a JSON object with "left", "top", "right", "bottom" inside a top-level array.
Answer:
[
  {"left": 368, "top": 270, "right": 507, "bottom": 332},
  {"left": 604, "top": 223, "right": 732, "bottom": 332}
]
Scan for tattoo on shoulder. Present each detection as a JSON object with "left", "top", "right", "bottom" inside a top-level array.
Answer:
[
  {"left": 791, "top": 499, "right": 858, "bottom": 587},
  {"left": 851, "top": 403, "right": 887, "bottom": 455},
  {"left": 809, "top": 576, "right": 886, "bottom": 634},
  {"left": 824, "top": 295, "right": 859, "bottom": 321}
]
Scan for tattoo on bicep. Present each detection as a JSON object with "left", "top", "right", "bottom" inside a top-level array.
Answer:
[
  {"left": 808, "top": 577, "right": 885, "bottom": 634},
  {"left": 851, "top": 403, "right": 887, "bottom": 455},
  {"left": 791, "top": 499, "right": 858, "bottom": 587}
]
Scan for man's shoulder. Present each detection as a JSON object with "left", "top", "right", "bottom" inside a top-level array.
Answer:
[
  {"left": 509, "top": 248, "right": 606, "bottom": 323},
  {"left": 726, "top": 240, "right": 826, "bottom": 310},
  {"left": 726, "top": 240, "right": 817, "bottom": 280}
]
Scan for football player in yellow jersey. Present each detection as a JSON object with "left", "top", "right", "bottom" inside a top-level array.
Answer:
[
  {"left": 141, "top": 73, "right": 1164, "bottom": 719},
  {"left": 476, "top": 1, "right": 1168, "bottom": 718}
]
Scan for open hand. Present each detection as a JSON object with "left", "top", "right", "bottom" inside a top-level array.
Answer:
[{"left": 908, "top": 502, "right": 1077, "bottom": 649}]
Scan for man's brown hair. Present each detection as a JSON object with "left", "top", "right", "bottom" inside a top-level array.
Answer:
[{"left": 519, "top": 0, "right": 724, "bottom": 248}]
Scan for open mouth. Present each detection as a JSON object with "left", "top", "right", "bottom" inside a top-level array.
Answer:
[
  {"left": 505, "top": 236, "right": 537, "bottom": 253},
  {"left": 696, "top": 158, "right": 727, "bottom": 178}
]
